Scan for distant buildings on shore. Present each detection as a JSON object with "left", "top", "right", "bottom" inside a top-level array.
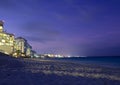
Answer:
[
  {"left": 0, "top": 20, "right": 37, "bottom": 58},
  {"left": 41, "top": 54, "right": 64, "bottom": 58}
]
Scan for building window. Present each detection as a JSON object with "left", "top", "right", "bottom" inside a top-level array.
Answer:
[
  {"left": 0, "top": 26, "right": 3, "bottom": 29},
  {"left": 2, "top": 39, "right": 5, "bottom": 42},
  {"left": 0, "top": 42, "right": 4, "bottom": 45}
]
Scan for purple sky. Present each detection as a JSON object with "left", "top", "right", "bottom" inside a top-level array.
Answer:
[{"left": 0, "top": 0, "right": 120, "bottom": 56}]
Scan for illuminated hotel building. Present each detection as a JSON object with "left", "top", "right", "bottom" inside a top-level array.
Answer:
[
  {"left": 14, "top": 37, "right": 26, "bottom": 57},
  {"left": 0, "top": 21, "right": 15, "bottom": 55},
  {"left": 14, "top": 37, "right": 32, "bottom": 57},
  {"left": 0, "top": 20, "right": 34, "bottom": 58}
]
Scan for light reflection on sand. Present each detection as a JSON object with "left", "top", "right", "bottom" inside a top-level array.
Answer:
[{"left": 22, "top": 58, "right": 120, "bottom": 81}]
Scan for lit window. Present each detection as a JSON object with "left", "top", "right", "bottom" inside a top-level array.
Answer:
[
  {"left": 2, "top": 39, "right": 5, "bottom": 42},
  {"left": 0, "top": 42, "right": 4, "bottom": 45},
  {"left": 10, "top": 41, "right": 13, "bottom": 43},
  {"left": 10, "top": 43, "right": 13, "bottom": 46},
  {"left": 7, "top": 37, "right": 9, "bottom": 40},
  {"left": 6, "top": 43, "right": 9, "bottom": 45},
  {"left": 0, "top": 26, "right": 3, "bottom": 29}
]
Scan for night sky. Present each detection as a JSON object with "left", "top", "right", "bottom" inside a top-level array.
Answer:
[{"left": 0, "top": 0, "right": 120, "bottom": 56}]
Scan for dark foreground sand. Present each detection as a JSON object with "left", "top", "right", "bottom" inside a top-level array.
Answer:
[{"left": 0, "top": 55, "right": 120, "bottom": 85}]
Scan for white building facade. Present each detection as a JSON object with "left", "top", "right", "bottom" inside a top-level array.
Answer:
[
  {"left": 0, "top": 21, "right": 15, "bottom": 55},
  {"left": 14, "top": 37, "right": 32, "bottom": 57}
]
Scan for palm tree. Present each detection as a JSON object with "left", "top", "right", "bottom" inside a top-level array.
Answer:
[{"left": 16, "top": 50, "right": 21, "bottom": 57}]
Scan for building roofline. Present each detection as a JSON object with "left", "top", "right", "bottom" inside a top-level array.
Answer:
[
  {"left": 0, "top": 31, "right": 15, "bottom": 36},
  {"left": 0, "top": 20, "right": 4, "bottom": 26}
]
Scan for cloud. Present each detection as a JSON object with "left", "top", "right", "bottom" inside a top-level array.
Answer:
[
  {"left": 0, "top": 0, "right": 17, "bottom": 9},
  {"left": 0, "top": 0, "right": 41, "bottom": 12},
  {"left": 69, "top": 30, "right": 120, "bottom": 56},
  {"left": 22, "top": 21, "right": 57, "bottom": 32},
  {"left": 24, "top": 35, "right": 56, "bottom": 43},
  {"left": 73, "top": 42, "right": 120, "bottom": 56},
  {"left": 88, "top": 46, "right": 120, "bottom": 56},
  {"left": 21, "top": 21, "right": 60, "bottom": 43}
]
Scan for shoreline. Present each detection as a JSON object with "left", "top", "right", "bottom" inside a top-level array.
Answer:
[{"left": 32, "top": 57, "right": 120, "bottom": 69}]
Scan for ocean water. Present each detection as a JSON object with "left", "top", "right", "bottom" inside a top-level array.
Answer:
[{"left": 57, "top": 56, "right": 120, "bottom": 68}]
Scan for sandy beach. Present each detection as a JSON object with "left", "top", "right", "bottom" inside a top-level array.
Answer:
[{"left": 0, "top": 55, "right": 120, "bottom": 85}]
